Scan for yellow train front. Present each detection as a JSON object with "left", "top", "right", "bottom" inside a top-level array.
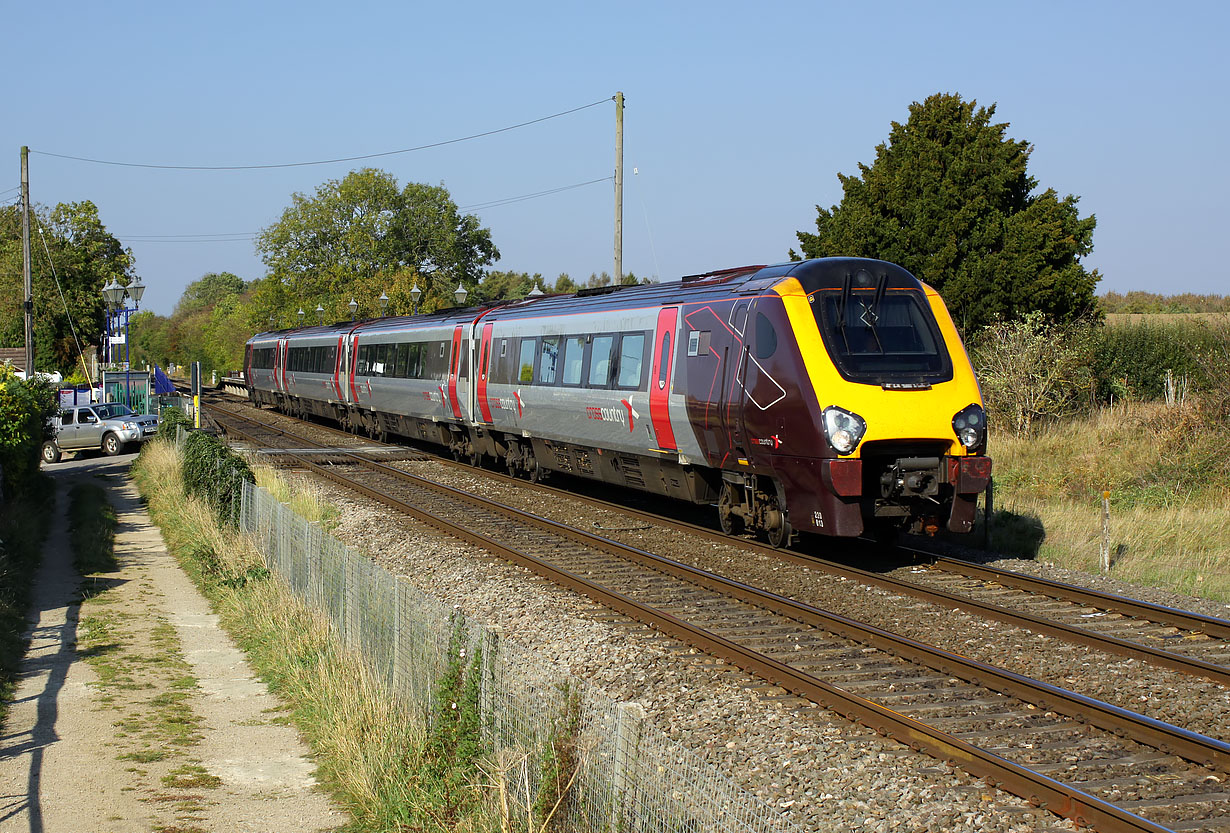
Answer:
[{"left": 694, "top": 257, "right": 991, "bottom": 544}]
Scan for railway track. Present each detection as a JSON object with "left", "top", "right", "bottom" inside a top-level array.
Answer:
[
  {"left": 205, "top": 395, "right": 1230, "bottom": 689},
  {"left": 206, "top": 400, "right": 1230, "bottom": 833}
]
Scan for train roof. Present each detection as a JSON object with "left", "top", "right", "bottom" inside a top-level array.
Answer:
[{"left": 248, "top": 258, "right": 924, "bottom": 342}]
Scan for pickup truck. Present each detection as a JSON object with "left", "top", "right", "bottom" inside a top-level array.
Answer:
[{"left": 41, "top": 403, "right": 160, "bottom": 463}]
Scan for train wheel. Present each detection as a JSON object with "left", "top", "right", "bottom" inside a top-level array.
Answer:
[
  {"left": 717, "top": 482, "right": 745, "bottom": 535},
  {"left": 763, "top": 488, "right": 791, "bottom": 548},
  {"left": 527, "top": 459, "right": 542, "bottom": 483}
]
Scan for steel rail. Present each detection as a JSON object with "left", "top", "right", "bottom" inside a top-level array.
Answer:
[
  {"left": 204, "top": 399, "right": 1230, "bottom": 685},
  {"left": 214, "top": 408, "right": 1230, "bottom": 753},
  {"left": 209, "top": 408, "right": 1190, "bottom": 831},
  {"left": 910, "top": 552, "right": 1230, "bottom": 641}
]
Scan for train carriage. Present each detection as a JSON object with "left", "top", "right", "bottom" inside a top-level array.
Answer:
[{"left": 246, "top": 257, "right": 991, "bottom": 546}]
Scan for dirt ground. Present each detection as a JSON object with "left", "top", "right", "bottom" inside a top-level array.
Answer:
[{"left": 0, "top": 453, "right": 344, "bottom": 833}]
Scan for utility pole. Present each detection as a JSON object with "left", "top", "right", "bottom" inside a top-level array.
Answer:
[
  {"left": 21, "top": 147, "right": 33, "bottom": 377},
  {"left": 613, "top": 91, "right": 624, "bottom": 285}
]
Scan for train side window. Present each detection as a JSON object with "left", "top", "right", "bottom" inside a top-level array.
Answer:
[
  {"left": 687, "top": 330, "right": 711, "bottom": 357},
  {"left": 616, "top": 333, "right": 645, "bottom": 390},
  {"left": 423, "top": 340, "right": 449, "bottom": 380},
  {"left": 754, "top": 313, "right": 778, "bottom": 359},
  {"left": 561, "top": 336, "right": 586, "bottom": 386},
  {"left": 587, "top": 335, "right": 614, "bottom": 387},
  {"left": 356, "top": 345, "right": 369, "bottom": 376},
  {"left": 538, "top": 337, "right": 559, "bottom": 385},
  {"left": 385, "top": 343, "right": 399, "bottom": 378},
  {"left": 375, "top": 343, "right": 389, "bottom": 377},
  {"left": 396, "top": 343, "right": 410, "bottom": 378},
  {"left": 518, "top": 338, "right": 537, "bottom": 384}
]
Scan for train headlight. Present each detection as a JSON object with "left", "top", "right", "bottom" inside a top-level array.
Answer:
[
  {"left": 952, "top": 404, "right": 986, "bottom": 451},
  {"left": 823, "top": 406, "right": 867, "bottom": 455}
]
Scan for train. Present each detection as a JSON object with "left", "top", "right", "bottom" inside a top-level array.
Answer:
[{"left": 244, "top": 257, "right": 991, "bottom": 546}]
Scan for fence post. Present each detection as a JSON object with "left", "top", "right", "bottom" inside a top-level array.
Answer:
[
  {"left": 1099, "top": 490, "right": 1112, "bottom": 572},
  {"left": 611, "top": 701, "right": 645, "bottom": 833}
]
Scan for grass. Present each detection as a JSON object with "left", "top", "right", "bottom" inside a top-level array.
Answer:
[
  {"left": 986, "top": 399, "right": 1230, "bottom": 602},
  {"left": 133, "top": 440, "right": 500, "bottom": 832},
  {"left": 68, "top": 481, "right": 118, "bottom": 575}
]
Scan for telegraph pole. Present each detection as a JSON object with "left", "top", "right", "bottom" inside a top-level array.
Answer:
[
  {"left": 613, "top": 91, "right": 624, "bottom": 285},
  {"left": 21, "top": 147, "right": 33, "bottom": 377}
]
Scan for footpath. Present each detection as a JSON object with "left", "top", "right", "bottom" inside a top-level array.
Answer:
[{"left": 0, "top": 454, "right": 343, "bottom": 833}]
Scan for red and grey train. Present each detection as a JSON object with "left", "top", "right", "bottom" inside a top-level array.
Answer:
[{"left": 245, "top": 257, "right": 991, "bottom": 546}]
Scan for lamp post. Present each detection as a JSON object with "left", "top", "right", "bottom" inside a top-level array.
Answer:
[
  {"left": 315, "top": 304, "right": 325, "bottom": 324},
  {"left": 454, "top": 282, "right": 468, "bottom": 307},
  {"left": 101, "top": 276, "right": 144, "bottom": 409},
  {"left": 379, "top": 291, "right": 389, "bottom": 315},
  {"left": 297, "top": 308, "right": 305, "bottom": 326},
  {"left": 348, "top": 298, "right": 358, "bottom": 321},
  {"left": 409, "top": 284, "right": 421, "bottom": 315}
]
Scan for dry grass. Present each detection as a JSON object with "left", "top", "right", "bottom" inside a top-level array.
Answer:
[
  {"left": 989, "top": 400, "right": 1230, "bottom": 602},
  {"left": 133, "top": 442, "right": 478, "bottom": 832},
  {"left": 254, "top": 465, "right": 341, "bottom": 530}
]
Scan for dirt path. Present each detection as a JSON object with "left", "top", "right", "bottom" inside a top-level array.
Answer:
[{"left": 0, "top": 455, "right": 344, "bottom": 833}]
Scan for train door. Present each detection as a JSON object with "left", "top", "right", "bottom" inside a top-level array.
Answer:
[
  {"left": 331, "top": 335, "right": 345, "bottom": 400},
  {"left": 722, "top": 299, "right": 752, "bottom": 455},
  {"left": 446, "top": 325, "right": 463, "bottom": 419},
  {"left": 476, "top": 322, "right": 495, "bottom": 423},
  {"left": 344, "top": 333, "right": 361, "bottom": 405},
  {"left": 649, "top": 307, "right": 679, "bottom": 451},
  {"left": 276, "top": 338, "right": 289, "bottom": 393}
]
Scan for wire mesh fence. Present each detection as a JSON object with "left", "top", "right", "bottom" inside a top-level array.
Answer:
[{"left": 240, "top": 480, "right": 802, "bottom": 833}]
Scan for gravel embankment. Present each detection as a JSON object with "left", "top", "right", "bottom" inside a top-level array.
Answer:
[{"left": 297, "top": 467, "right": 1075, "bottom": 833}]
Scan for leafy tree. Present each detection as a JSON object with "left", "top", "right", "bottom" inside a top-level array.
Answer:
[
  {"left": 0, "top": 201, "right": 136, "bottom": 376},
  {"left": 475, "top": 270, "right": 541, "bottom": 303},
  {"left": 794, "top": 93, "right": 1100, "bottom": 330},
  {"left": 174, "top": 271, "right": 247, "bottom": 316},
  {"left": 255, "top": 169, "right": 498, "bottom": 322}
]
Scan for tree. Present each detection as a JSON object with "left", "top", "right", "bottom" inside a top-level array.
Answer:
[
  {"left": 793, "top": 93, "right": 1100, "bottom": 330},
  {"left": 0, "top": 201, "right": 136, "bottom": 376},
  {"left": 255, "top": 169, "right": 499, "bottom": 321}
]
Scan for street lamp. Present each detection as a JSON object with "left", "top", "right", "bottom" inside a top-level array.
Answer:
[
  {"left": 454, "top": 282, "right": 468, "bottom": 306},
  {"left": 379, "top": 291, "right": 389, "bottom": 315},
  {"left": 297, "top": 308, "right": 305, "bottom": 326},
  {"left": 315, "top": 304, "right": 325, "bottom": 323},
  {"left": 527, "top": 282, "right": 544, "bottom": 297},
  {"left": 100, "top": 277, "right": 144, "bottom": 409},
  {"left": 409, "top": 284, "right": 421, "bottom": 315},
  {"left": 348, "top": 298, "right": 358, "bottom": 321}
]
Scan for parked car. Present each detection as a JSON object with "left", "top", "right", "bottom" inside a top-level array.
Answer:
[{"left": 41, "top": 403, "right": 160, "bottom": 463}]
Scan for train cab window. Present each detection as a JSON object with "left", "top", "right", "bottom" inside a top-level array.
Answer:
[
  {"left": 587, "top": 335, "right": 614, "bottom": 387},
  {"left": 754, "top": 313, "right": 777, "bottom": 359},
  {"left": 561, "top": 336, "right": 586, "bottom": 386},
  {"left": 518, "top": 339, "right": 536, "bottom": 384},
  {"left": 538, "top": 337, "right": 559, "bottom": 385},
  {"left": 616, "top": 333, "right": 645, "bottom": 390}
]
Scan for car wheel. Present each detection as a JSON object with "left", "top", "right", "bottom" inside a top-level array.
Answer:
[
  {"left": 41, "top": 441, "right": 61, "bottom": 464},
  {"left": 102, "top": 433, "right": 123, "bottom": 456}
]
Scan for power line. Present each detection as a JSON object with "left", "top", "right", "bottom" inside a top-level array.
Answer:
[
  {"left": 111, "top": 175, "right": 614, "bottom": 243},
  {"left": 31, "top": 97, "right": 614, "bottom": 171}
]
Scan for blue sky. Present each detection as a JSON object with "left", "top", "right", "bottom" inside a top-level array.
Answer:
[{"left": 6, "top": 1, "right": 1228, "bottom": 315}]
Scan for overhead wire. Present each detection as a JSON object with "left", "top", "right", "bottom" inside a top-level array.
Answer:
[
  {"left": 111, "top": 175, "right": 614, "bottom": 243},
  {"left": 30, "top": 97, "right": 614, "bottom": 171}
]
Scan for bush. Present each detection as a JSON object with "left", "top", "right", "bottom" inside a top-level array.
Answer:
[
  {"left": 180, "top": 431, "right": 253, "bottom": 526},
  {"left": 970, "top": 312, "right": 1094, "bottom": 435},
  {"left": 1089, "top": 320, "right": 1228, "bottom": 402},
  {"left": 0, "top": 366, "right": 58, "bottom": 499},
  {"left": 158, "top": 405, "right": 191, "bottom": 441}
]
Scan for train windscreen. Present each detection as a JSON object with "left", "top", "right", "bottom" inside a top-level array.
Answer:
[{"left": 811, "top": 286, "right": 952, "bottom": 384}]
